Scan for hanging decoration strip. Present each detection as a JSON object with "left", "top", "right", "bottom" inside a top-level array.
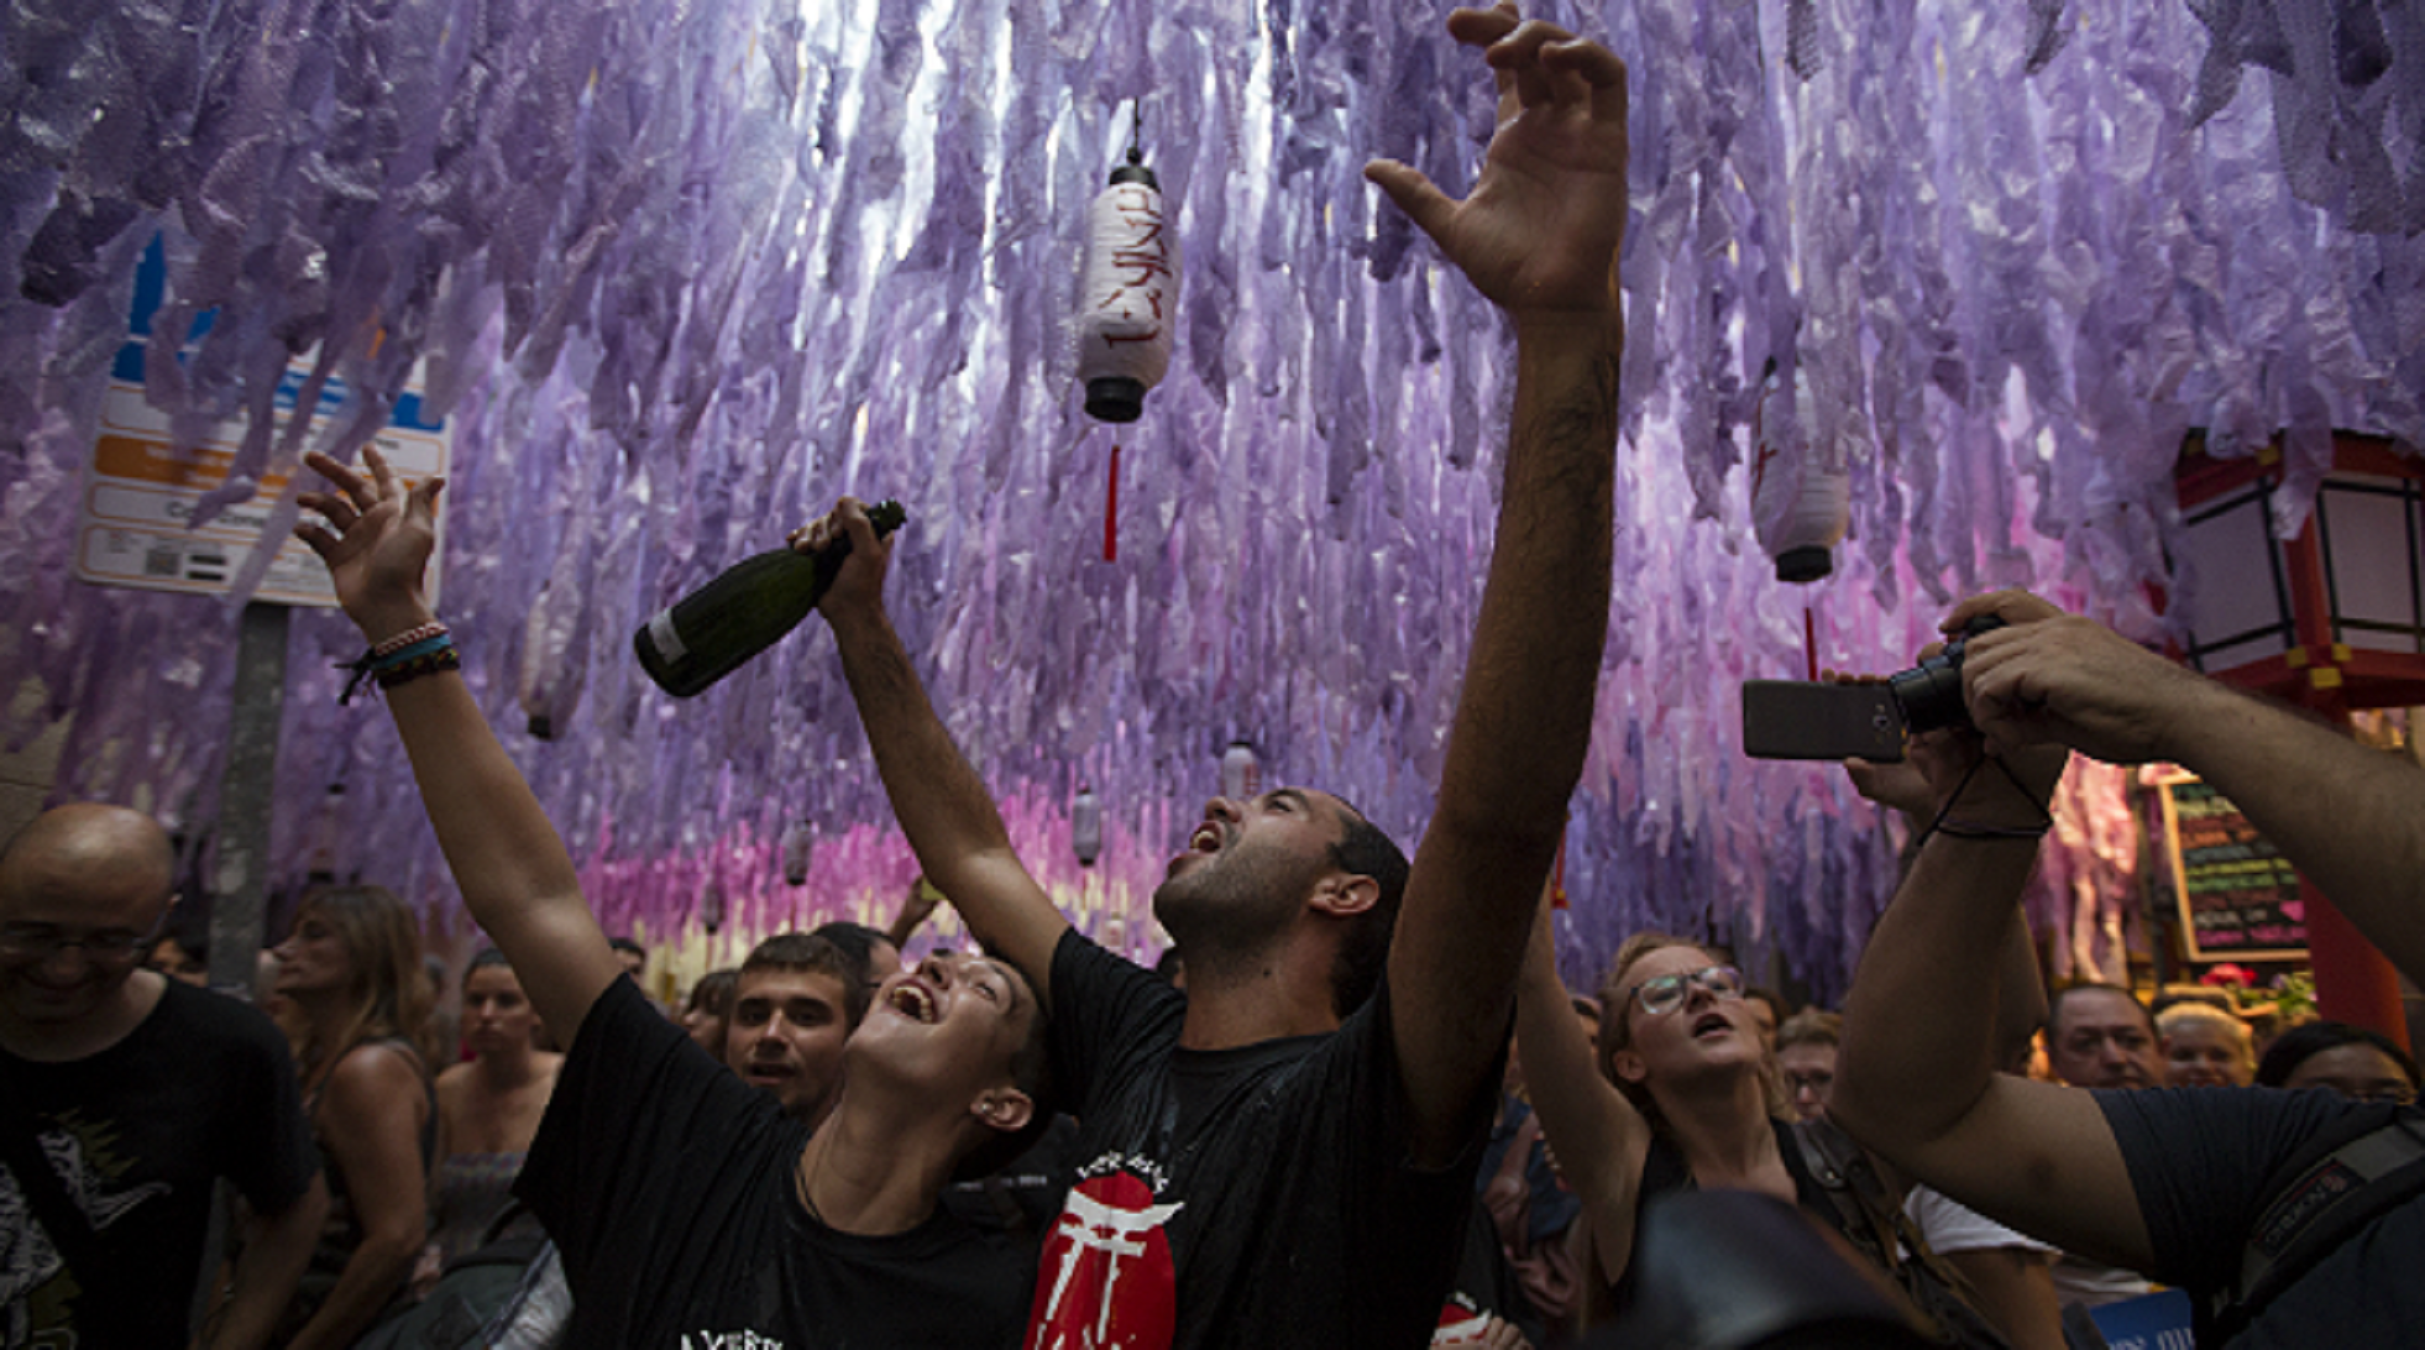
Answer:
[{"left": 0, "top": 0, "right": 2417, "bottom": 997}]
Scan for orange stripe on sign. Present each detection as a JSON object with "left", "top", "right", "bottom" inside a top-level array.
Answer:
[{"left": 94, "top": 436, "right": 295, "bottom": 493}]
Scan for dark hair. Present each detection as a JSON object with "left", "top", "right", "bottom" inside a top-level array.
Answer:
[
  {"left": 952, "top": 953, "right": 1057, "bottom": 1183},
  {"left": 2047, "top": 982, "right": 2154, "bottom": 1038},
  {"left": 1152, "top": 946, "right": 1185, "bottom": 986},
  {"left": 685, "top": 968, "right": 740, "bottom": 1019},
  {"left": 1325, "top": 809, "right": 1410, "bottom": 1019},
  {"left": 809, "top": 921, "right": 894, "bottom": 988},
  {"left": 2255, "top": 1020, "right": 2422, "bottom": 1091},
  {"left": 608, "top": 936, "right": 647, "bottom": 959},
  {"left": 1745, "top": 986, "right": 1790, "bottom": 1029},
  {"left": 463, "top": 947, "right": 512, "bottom": 986},
  {"left": 740, "top": 933, "right": 869, "bottom": 1029}
]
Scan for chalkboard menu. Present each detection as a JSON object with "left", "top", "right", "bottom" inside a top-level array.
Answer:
[{"left": 2155, "top": 773, "right": 2307, "bottom": 961}]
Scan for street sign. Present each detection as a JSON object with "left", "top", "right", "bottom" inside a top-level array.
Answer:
[{"left": 75, "top": 239, "right": 451, "bottom": 605}]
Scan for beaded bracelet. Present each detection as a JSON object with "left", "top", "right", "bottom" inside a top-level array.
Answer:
[{"left": 372, "top": 622, "right": 449, "bottom": 659}]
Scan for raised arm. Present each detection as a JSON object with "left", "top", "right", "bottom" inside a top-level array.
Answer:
[
  {"left": 295, "top": 448, "right": 622, "bottom": 1042},
  {"left": 1364, "top": 4, "right": 1627, "bottom": 1163},
  {"left": 1955, "top": 589, "right": 2425, "bottom": 986},
  {"left": 811, "top": 503, "right": 1070, "bottom": 1006},
  {"left": 1831, "top": 601, "right": 2154, "bottom": 1273},
  {"left": 1843, "top": 742, "right": 2047, "bottom": 1065},
  {"left": 1513, "top": 889, "right": 1651, "bottom": 1287}
]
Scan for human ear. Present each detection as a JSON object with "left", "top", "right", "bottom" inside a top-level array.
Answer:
[
  {"left": 1312, "top": 873, "right": 1379, "bottom": 919},
  {"left": 973, "top": 1086, "right": 1035, "bottom": 1135},
  {"left": 1611, "top": 1048, "right": 1648, "bottom": 1086}
]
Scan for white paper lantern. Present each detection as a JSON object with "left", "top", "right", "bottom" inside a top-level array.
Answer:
[
  {"left": 1072, "top": 786, "right": 1103, "bottom": 867},
  {"left": 1749, "top": 364, "right": 1849, "bottom": 584},
  {"left": 1075, "top": 151, "right": 1178, "bottom": 423}
]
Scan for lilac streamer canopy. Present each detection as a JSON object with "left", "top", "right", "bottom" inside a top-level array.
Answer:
[{"left": 2, "top": 0, "right": 2420, "bottom": 996}]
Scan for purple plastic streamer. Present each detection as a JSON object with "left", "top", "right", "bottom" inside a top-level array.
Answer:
[{"left": 1, "top": 0, "right": 2417, "bottom": 997}]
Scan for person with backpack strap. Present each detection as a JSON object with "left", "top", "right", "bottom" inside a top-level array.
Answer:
[{"left": 1833, "top": 589, "right": 2425, "bottom": 1348}]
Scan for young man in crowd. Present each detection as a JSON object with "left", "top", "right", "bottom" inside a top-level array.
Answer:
[
  {"left": 725, "top": 932, "right": 864, "bottom": 1124},
  {"left": 0, "top": 803, "right": 327, "bottom": 1348},
  {"left": 806, "top": 7, "right": 1629, "bottom": 1342},
  {"left": 294, "top": 448, "right": 1050, "bottom": 1347},
  {"left": 1833, "top": 588, "right": 2425, "bottom": 1347}
]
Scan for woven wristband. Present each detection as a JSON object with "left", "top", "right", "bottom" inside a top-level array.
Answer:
[{"left": 374, "top": 645, "right": 462, "bottom": 692}]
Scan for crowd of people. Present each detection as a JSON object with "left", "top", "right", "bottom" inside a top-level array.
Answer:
[{"left": 4, "top": 5, "right": 2424, "bottom": 1347}]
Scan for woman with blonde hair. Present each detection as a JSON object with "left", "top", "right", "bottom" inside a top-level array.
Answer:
[
  {"left": 2154, "top": 1000, "right": 2255, "bottom": 1088},
  {"left": 271, "top": 883, "right": 435, "bottom": 1347}
]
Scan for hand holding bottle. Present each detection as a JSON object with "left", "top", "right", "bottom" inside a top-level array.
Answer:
[
  {"left": 634, "top": 495, "right": 905, "bottom": 697},
  {"left": 294, "top": 446, "right": 444, "bottom": 645},
  {"left": 791, "top": 496, "right": 893, "bottom": 624}
]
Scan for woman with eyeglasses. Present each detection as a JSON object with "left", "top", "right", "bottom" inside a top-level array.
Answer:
[
  {"left": 1511, "top": 888, "right": 2056, "bottom": 1348},
  {"left": 269, "top": 884, "right": 437, "bottom": 1348},
  {"left": 1510, "top": 894, "right": 1795, "bottom": 1322}
]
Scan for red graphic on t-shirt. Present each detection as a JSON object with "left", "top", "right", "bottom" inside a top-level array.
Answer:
[
  {"left": 1026, "top": 1171, "right": 1182, "bottom": 1350},
  {"left": 1432, "top": 1299, "right": 1495, "bottom": 1346}
]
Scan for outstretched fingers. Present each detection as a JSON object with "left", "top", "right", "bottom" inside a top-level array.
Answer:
[
  {"left": 304, "top": 449, "right": 372, "bottom": 509},
  {"left": 299, "top": 489, "right": 360, "bottom": 533},
  {"left": 364, "top": 443, "right": 401, "bottom": 500},
  {"left": 404, "top": 474, "right": 447, "bottom": 526},
  {"left": 294, "top": 519, "right": 341, "bottom": 557},
  {"left": 1363, "top": 159, "right": 1457, "bottom": 247},
  {"left": 1543, "top": 37, "right": 1629, "bottom": 128}
]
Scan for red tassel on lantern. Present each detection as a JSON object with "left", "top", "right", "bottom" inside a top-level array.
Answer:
[{"left": 1104, "top": 442, "right": 1120, "bottom": 563}]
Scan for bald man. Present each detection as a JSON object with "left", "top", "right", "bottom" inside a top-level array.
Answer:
[{"left": 0, "top": 803, "right": 326, "bottom": 1349}]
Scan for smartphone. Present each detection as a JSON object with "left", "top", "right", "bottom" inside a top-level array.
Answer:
[{"left": 1741, "top": 680, "right": 1907, "bottom": 762}]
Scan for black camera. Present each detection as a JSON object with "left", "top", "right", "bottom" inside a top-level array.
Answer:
[{"left": 1740, "top": 616, "right": 2006, "bottom": 762}]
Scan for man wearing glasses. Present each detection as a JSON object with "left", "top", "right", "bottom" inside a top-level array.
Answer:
[{"left": 0, "top": 803, "right": 326, "bottom": 1349}]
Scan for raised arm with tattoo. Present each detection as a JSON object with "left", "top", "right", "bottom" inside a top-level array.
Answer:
[{"left": 1363, "top": 5, "right": 1627, "bottom": 1165}]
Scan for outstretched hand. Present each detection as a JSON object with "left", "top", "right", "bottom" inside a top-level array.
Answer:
[
  {"left": 295, "top": 446, "right": 443, "bottom": 644},
  {"left": 1365, "top": 3, "right": 1629, "bottom": 320}
]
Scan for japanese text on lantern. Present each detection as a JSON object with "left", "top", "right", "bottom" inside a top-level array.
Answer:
[{"left": 1094, "top": 186, "right": 1170, "bottom": 346}]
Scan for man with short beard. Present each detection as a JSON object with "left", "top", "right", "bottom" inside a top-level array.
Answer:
[{"left": 811, "top": 8, "right": 1629, "bottom": 1341}]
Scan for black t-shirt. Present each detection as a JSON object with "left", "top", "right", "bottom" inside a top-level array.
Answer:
[
  {"left": 2100, "top": 1085, "right": 2425, "bottom": 1348},
  {"left": 515, "top": 975, "right": 1035, "bottom": 1348},
  {"left": 1029, "top": 930, "right": 1491, "bottom": 1349},
  {"left": 0, "top": 980, "right": 320, "bottom": 1346}
]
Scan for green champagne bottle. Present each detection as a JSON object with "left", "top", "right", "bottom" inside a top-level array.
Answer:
[{"left": 633, "top": 502, "right": 906, "bottom": 698}]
